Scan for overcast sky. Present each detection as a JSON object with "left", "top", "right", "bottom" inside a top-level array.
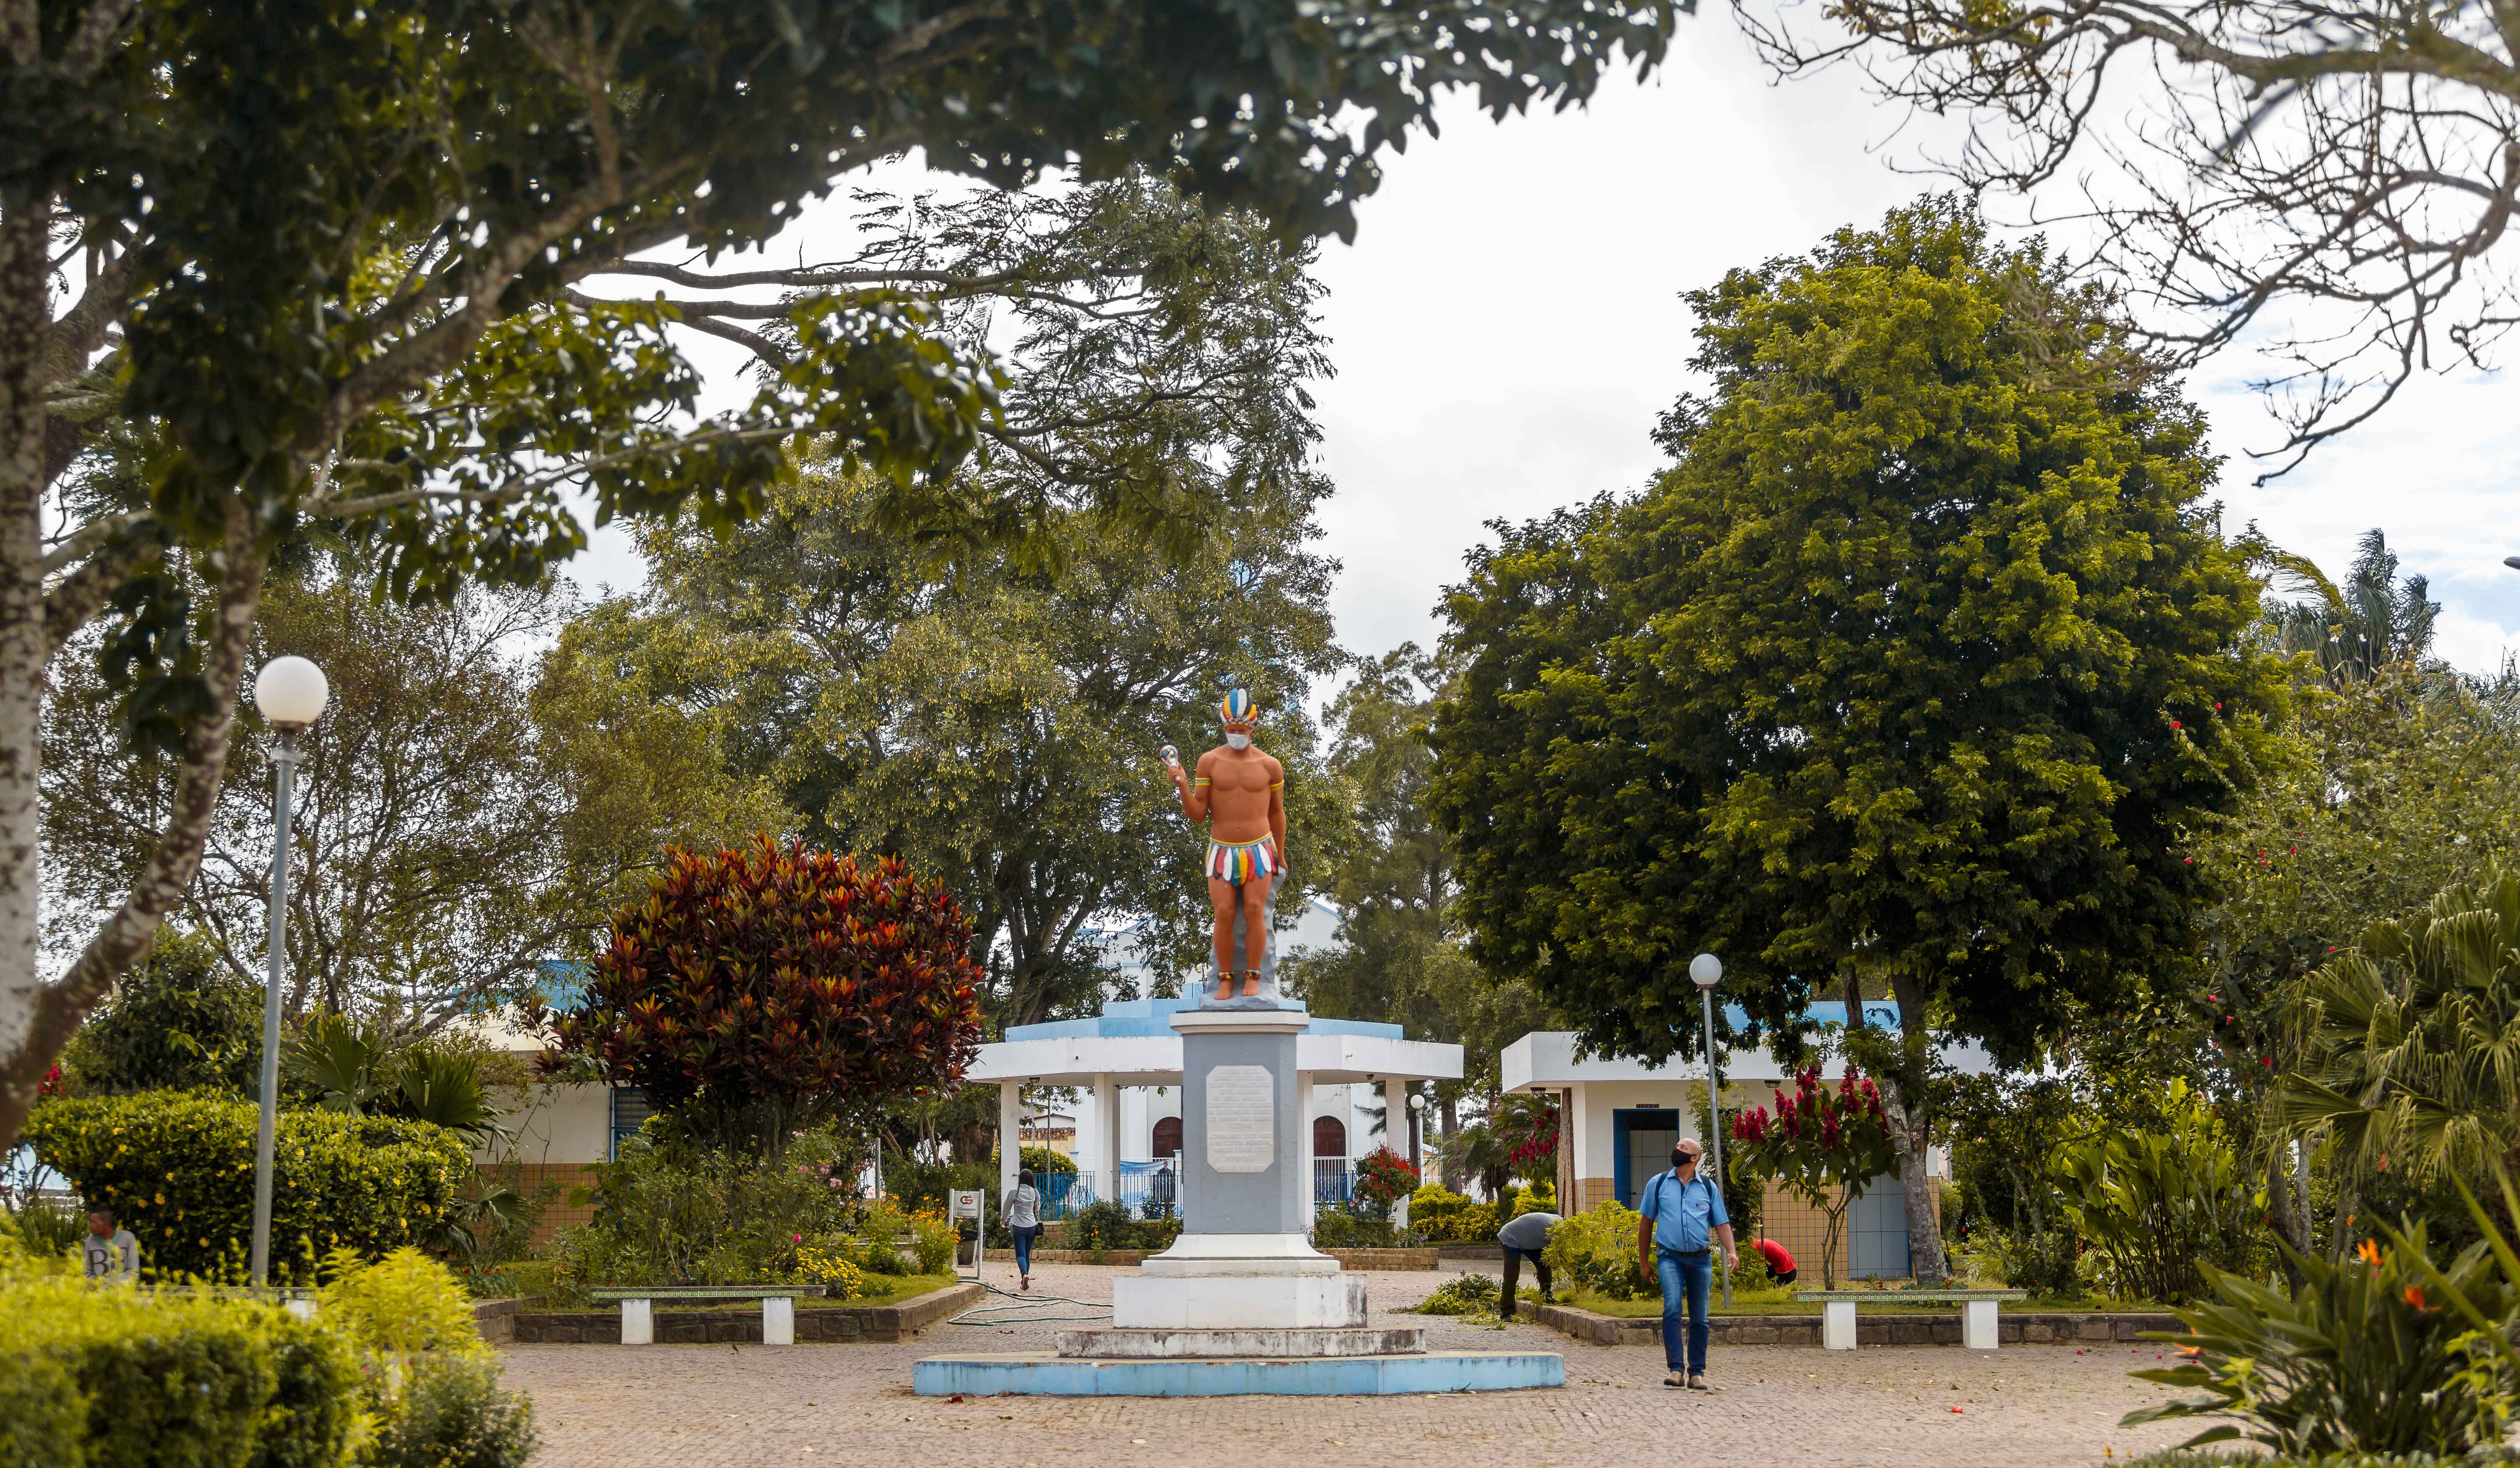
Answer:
[{"left": 580, "top": 8, "right": 2520, "bottom": 682}]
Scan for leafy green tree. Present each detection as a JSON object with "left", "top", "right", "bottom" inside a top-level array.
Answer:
[
  {"left": 572, "top": 441, "right": 1340, "bottom": 1028},
  {"left": 46, "top": 576, "right": 584, "bottom": 1022},
  {"left": 58, "top": 928, "right": 258, "bottom": 1095},
  {"left": 1283, "top": 643, "right": 1570, "bottom": 1181},
  {"left": 0, "top": 0, "right": 1678, "bottom": 1154},
  {"left": 1431, "top": 200, "right": 2292, "bottom": 1282}
]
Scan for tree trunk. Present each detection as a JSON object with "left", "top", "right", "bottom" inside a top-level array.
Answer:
[
  {"left": 1555, "top": 1087, "right": 1575, "bottom": 1211},
  {"left": 0, "top": 488, "right": 266, "bottom": 1153},
  {"left": 2267, "top": 1148, "right": 2305, "bottom": 1295},
  {"left": 1884, "top": 972, "right": 1950, "bottom": 1284},
  {"left": 1439, "top": 1093, "right": 1460, "bottom": 1191},
  {"left": 0, "top": 193, "right": 56, "bottom": 1152}
]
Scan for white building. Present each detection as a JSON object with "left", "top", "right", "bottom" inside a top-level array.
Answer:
[{"left": 1502, "top": 1002, "right": 1993, "bottom": 1279}]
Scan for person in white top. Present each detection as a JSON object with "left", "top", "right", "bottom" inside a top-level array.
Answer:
[
  {"left": 83, "top": 1205, "right": 139, "bottom": 1282},
  {"left": 1004, "top": 1169, "right": 1043, "bottom": 1291}
]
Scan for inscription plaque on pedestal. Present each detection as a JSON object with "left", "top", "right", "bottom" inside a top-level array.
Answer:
[{"left": 1205, "top": 1064, "right": 1274, "bottom": 1173}]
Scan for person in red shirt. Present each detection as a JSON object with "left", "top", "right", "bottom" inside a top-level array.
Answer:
[{"left": 1754, "top": 1236, "right": 1797, "bottom": 1285}]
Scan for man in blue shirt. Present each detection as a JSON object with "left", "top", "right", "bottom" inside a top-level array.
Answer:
[{"left": 1636, "top": 1138, "right": 1738, "bottom": 1390}]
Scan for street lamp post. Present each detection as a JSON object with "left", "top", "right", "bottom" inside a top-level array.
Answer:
[
  {"left": 1689, "top": 952, "right": 1729, "bottom": 1308},
  {"left": 1407, "top": 1091, "right": 1425, "bottom": 1172},
  {"left": 249, "top": 656, "right": 329, "bottom": 1289}
]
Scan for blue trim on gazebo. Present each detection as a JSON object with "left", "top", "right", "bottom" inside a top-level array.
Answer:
[{"left": 1004, "top": 997, "right": 1404, "bottom": 1042}]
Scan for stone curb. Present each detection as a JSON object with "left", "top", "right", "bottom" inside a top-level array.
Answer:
[
  {"left": 507, "top": 1282, "right": 984, "bottom": 1345},
  {"left": 1522, "top": 1300, "right": 2185, "bottom": 1349},
  {"left": 1026, "top": 1247, "right": 1439, "bottom": 1271},
  {"left": 473, "top": 1297, "right": 517, "bottom": 1345}
]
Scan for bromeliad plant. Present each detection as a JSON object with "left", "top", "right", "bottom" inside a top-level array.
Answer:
[
  {"left": 1730, "top": 1066, "right": 1898, "bottom": 1289},
  {"left": 2126, "top": 1173, "right": 2520, "bottom": 1455},
  {"left": 537, "top": 835, "right": 984, "bottom": 1156}
]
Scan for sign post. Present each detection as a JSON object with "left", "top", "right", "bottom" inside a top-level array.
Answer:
[{"left": 949, "top": 1189, "right": 985, "bottom": 1275}]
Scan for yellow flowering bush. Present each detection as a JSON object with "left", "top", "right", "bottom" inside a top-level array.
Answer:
[{"left": 795, "top": 1238, "right": 868, "bottom": 1299}]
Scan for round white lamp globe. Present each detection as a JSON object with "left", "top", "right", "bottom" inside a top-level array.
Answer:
[
  {"left": 1408, "top": 1092, "right": 1425, "bottom": 1114},
  {"left": 254, "top": 656, "right": 330, "bottom": 728},
  {"left": 1689, "top": 952, "right": 1723, "bottom": 989}
]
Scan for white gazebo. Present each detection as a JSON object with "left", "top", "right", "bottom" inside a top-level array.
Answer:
[{"left": 972, "top": 998, "right": 1462, "bottom": 1219}]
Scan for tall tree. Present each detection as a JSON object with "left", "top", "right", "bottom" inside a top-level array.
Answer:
[
  {"left": 1431, "top": 199, "right": 2292, "bottom": 1280},
  {"left": 1740, "top": 0, "right": 2520, "bottom": 475},
  {"left": 0, "top": 0, "right": 1679, "bottom": 1150},
  {"left": 574, "top": 446, "right": 1341, "bottom": 1029},
  {"left": 52, "top": 578, "right": 543, "bottom": 1020},
  {"left": 1285, "top": 643, "right": 1567, "bottom": 1172}
]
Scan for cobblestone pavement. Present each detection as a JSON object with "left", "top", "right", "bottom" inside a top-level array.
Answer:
[{"left": 502, "top": 1261, "right": 2204, "bottom": 1468}]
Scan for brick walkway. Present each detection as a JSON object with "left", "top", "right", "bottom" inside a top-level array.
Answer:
[{"left": 502, "top": 1261, "right": 2206, "bottom": 1468}]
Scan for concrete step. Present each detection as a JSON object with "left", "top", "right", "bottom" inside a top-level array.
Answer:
[
  {"left": 1058, "top": 1327, "right": 1426, "bottom": 1359},
  {"left": 914, "top": 1350, "right": 1564, "bottom": 1396}
]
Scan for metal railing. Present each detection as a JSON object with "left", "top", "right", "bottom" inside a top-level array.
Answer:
[
  {"left": 1031, "top": 1162, "right": 1362, "bottom": 1221},
  {"left": 1314, "top": 1161, "right": 1355, "bottom": 1205}
]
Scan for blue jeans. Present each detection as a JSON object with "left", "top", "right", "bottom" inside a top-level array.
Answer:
[
  {"left": 1657, "top": 1249, "right": 1712, "bottom": 1374},
  {"left": 1012, "top": 1225, "right": 1039, "bottom": 1275}
]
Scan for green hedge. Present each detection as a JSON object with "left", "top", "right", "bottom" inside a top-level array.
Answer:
[
  {"left": 0, "top": 1274, "right": 360, "bottom": 1468},
  {"left": 24, "top": 1092, "right": 472, "bottom": 1283}
]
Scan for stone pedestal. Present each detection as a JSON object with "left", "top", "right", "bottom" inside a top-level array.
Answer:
[
  {"left": 913, "top": 996, "right": 1562, "bottom": 1395},
  {"left": 1096, "top": 1005, "right": 1364, "bottom": 1344}
]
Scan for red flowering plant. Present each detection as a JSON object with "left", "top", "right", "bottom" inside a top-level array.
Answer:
[
  {"left": 1502, "top": 1096, "right": 1560, "bottom": 1171},
  {"left": 535, "top": 834, "right": 985, "bottom": 1159},
  {"left": 1353, "top": 1145, "right": 1420, "bottom": 1220},
  {"left": 1729, "top": 1065, "right": 1899, "bottom": 1289}
]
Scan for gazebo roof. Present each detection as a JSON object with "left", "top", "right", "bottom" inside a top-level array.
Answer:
[{"left": 971, "top": 998, "right": 1462, "bottom": 1087}]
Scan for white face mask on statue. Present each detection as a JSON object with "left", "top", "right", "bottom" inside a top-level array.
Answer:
[{"left": 1225, "top": 732, "right": 1251, "bottom": 749}]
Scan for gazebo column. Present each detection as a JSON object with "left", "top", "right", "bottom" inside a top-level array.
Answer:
[
  {"left": 1093, "top": 1072, "right": 1119, "bottom": 1206},
  {"left": 998, "top": 1081, "right": 1021, "bottom": 1205},
  {"left": 1381, "top": 1076, "right": 1410, "bottom": 1165},
  {"left": 1295, "top": 1069, "right": 1315, "bottom": 1228}
]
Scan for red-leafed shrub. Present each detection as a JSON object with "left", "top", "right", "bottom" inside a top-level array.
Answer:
[{"left": 538, "top": 835, "right": 984, "bottom": 1155}]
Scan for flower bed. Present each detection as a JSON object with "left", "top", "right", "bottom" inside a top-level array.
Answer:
[
  {"left": 1523, "top": 1296, "right": 2183, "bottom": 1347},
  {"left": 508, "top": 1281, "right": 980, "bottom": 1343}
]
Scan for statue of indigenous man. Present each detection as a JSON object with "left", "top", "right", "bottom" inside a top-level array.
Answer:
[{"left": 1162, "top": 687, "right": 1286, "bottom": 1003}]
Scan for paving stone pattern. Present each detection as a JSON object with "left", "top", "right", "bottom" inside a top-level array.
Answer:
[{"left": 501, "top": 1261, "right": 2207, "bottom": 1468}]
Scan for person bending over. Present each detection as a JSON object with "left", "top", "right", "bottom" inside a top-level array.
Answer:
[{"left": 1495, "top": 1207, "right": 1561, "bottom": 1320}]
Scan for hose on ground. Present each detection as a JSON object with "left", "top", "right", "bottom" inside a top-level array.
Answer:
[{"left": 947, "top": 1275, "right": 1116, "bottom": 1326}]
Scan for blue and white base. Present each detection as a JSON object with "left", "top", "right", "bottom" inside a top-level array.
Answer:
[{"left": 912, "top": 1351, "right": 1566, "bottom": 1397}]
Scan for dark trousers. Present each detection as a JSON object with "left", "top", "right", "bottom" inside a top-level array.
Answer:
[
  {"left": 1499, "top": 1246, "right": 1553, "bottom": 1318},
  {"left": 1011, "top": 1225, "right": 1039, "bottom": 1275},
  {"left": 1658, "top": 1249, "right": 1712, "bottom": 1374}
]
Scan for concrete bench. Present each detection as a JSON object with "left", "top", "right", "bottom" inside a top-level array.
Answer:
[
  {"left": 1797, "top": 1289, "right": 2027, "bottom": 1351},
  {"left": 587, "top": 1285, "right": 825, "bottom": 1345}
]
